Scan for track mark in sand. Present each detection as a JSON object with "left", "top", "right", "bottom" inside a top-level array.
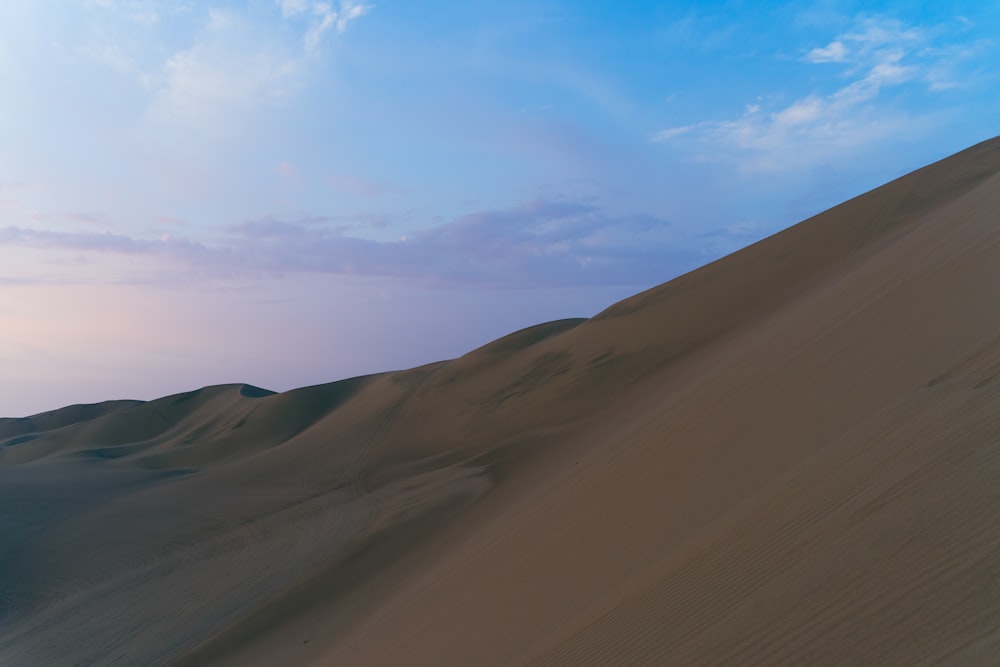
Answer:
[
  {"left": 928, "top": 331, "right": 1000, "bottom": 388},
  {"left": 338, "top": 401, "right": 399, "bottom": 487}
]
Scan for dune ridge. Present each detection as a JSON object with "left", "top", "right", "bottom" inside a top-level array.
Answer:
[{"left": 3, "top": 136, "right": 1000, "bottom": 665}]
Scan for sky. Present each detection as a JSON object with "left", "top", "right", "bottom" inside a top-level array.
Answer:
[{"left": 1, "top": 0, "right": 998, "bottom": 417}]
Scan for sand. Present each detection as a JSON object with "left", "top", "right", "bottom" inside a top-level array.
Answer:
[{"left": 3, "top": 136, "right": 1000, "bottom": 665}]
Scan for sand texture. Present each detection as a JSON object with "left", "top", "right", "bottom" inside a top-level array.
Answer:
[{"left": 4, "top": 136, "right": 1000, "bottom": 665}]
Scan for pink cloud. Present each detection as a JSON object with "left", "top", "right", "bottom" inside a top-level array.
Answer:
[{"left": 0, "top": 197, "right": 686, "bottom": 287}]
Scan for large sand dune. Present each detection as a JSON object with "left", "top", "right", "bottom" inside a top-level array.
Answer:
[{"left": 4, "top": 136, "right": 1000, "bottom": 665}]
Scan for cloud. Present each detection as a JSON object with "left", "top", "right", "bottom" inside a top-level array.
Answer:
[
  {"left": 804, "top": 18, "right": 923, "bottom": 68},
  {"left": 806, "top": 40, "right": 847, "bottom": 63},
  {"left": 0, "top": 225, "right": 199, "bottom": 255},
  {"left": 336, "top": 0, "right": 372, "bottom": 31},
  {"left": 921, "top": 37, "right": 995, "bottom": 92},
  {"left": 85, "top": 0, "right": 187, "bottom": 24},
  {"left": 650, "top": 121, "right": 714, "bottom": 142},
  {"left": 84, "top": 41, "right": 153, "bottom": 89},
  {"left": 650, "top": 15, "right": 974, "bottom": 171},
  {"left": 146, "top": 13, "right": 300, "bottom": 131},
  {"left": 278, "top": 0, "right": 310, "bottom": 16},
  {"left": 0, "top": 193, "right": 118, "bottom": 229},
  {"left": 213, "top": 198, "right": 675, "bottom": 286},
  {"left": 843, "top": 17, "right": 922, "bottom": 50},
  {"left": 277, "top": 0, "right": 372, "bottom": 54},
  {"left": 0, "top": 198, "right": 682, "bottom": 287},
  {"left": 80, "top": 2, "right": 373, "bottom": 134}
]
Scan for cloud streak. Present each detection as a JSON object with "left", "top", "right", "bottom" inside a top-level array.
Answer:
[
  {"left": 278, "top": 0, "right": 373, "bottom": 54},
  {"left": 651, "top": 16, "right": 977, "bottom": 171},
  {"left": 80, "top": 2, "right": 372, "bottom": 135},
  {"left": 0, "top": 199, "right": 682, "bottom": 288}
]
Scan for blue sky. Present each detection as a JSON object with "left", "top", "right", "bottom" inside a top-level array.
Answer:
[{"left": 1, "top": 0, "right": 998, "bottom": 416}]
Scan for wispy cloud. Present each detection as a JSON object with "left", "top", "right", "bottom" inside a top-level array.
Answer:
[
  {"left": 804, "top": 17, "right": 922, "bottom": 71},
  {"left": 277, "top": 0, "right": 372, "bottom": 54},
  {"left": 80, "top": 1, "right": 372, "bottom": 134},
  {"left": 83, "top": 41, "right": 154, "bottom": 88},
  {"left": 0, "top": 225, "right": 203, "bottom": 256},
  {"left": 145, "top": 10, "right": 301, "bottom": 131},
  {"left": 0, "top": 198, "right": 682, "bottom": 287},
  {"left": 805, "top": 40, "right": 847, "bottom": 63},
  {"left": 650, "top": 121, "right": 714, "bottom": 143},
  {"left": 651, "top": 16, "right": 985, "bottom": 171}
]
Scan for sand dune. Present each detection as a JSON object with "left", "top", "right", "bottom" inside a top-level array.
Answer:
[{"left": 4, "top": 136, "right": 1000, "bottom": 665}]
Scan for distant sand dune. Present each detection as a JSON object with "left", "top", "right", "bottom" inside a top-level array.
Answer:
[{"left": 3, "top": 136, "right": 1000, "bottom": 665}]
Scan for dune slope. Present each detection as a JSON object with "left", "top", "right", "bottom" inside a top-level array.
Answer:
[{"left": 3, "top": 136, "right": 1000, "bottom": 665}]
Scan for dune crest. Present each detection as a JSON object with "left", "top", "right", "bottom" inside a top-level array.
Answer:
[{"left": 4, "top": 136, "right": 1000, "bottom": 665}]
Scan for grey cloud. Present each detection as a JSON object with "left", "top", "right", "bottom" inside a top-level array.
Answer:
[
  {"left": 1, "top": 198, "right": 688, "bottom": 287},
  {"left": 0, "top": 226, "right": 154, "bottom": 253}
]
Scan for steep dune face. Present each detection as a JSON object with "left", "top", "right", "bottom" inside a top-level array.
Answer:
[{"left": 4, "top": 136, "right": 1000, "bottom": 666}]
